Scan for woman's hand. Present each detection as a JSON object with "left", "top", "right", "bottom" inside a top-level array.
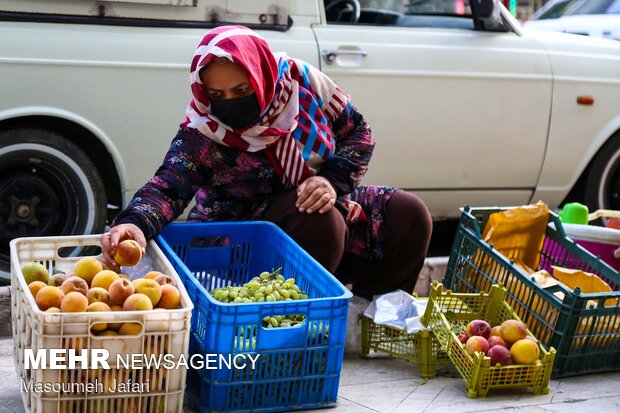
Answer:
[
  {"left": 100, "top": 223, "right": 147, "bottom": 266},
  {"left": 296, "top": 176, "right": 337, "bottom": 214}
]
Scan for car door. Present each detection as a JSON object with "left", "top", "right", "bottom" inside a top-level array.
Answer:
[{"left": 313, "top": 0, "right": 553, "bottom": 216}]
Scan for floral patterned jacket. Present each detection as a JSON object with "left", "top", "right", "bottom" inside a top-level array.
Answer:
[{"left": 113, "top": 102, "right": 396, "bottom": 259}]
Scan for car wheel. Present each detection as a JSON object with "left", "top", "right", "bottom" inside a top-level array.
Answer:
[
  {"left": 585, "top": 131, "right": 620, "bottom": 214},
  {"left": 0, "top": 129, "right": 107, "bottom": 281}
]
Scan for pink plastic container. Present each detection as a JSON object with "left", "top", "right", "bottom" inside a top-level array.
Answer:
[{"left": 561, "top": 224, "right": 620, "bottom": 270}]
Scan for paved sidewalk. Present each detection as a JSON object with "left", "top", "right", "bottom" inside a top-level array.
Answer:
[
  {"left": 2, "top": 255, "right": 620, "bottom": 413},
  {"left": 1, "top": 336, "right": 619, "bottom": 413}
]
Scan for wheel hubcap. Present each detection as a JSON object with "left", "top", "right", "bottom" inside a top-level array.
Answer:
[
  {"left": 7, "top": 195, "right": 40, "bottom": 227},
  {"left": 0, "top": 161, "right": 66, "bottom": 246}
]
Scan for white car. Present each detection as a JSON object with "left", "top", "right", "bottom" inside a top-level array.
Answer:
[
  {"left": 525, "top": 0, "right": 620, "bottom": 40},
  {"left": 1, "top": 0, "right": 620, "bottom": 278}
]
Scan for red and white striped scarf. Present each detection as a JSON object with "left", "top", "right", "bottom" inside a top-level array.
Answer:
[{"left": 182, "top": 25, "right": 365, "bottom": 222}]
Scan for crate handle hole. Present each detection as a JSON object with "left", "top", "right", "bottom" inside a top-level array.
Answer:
[
  {"left": 261, "top": 314, "right": 307, "bottom": 330},
  {"left": 57, "top": 245, "right": 102, "bottom": 258},
  {"left": 189, "top": 236, "right": 231, "bottom": 248}
]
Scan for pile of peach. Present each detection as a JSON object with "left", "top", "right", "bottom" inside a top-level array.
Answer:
[
  {"left": 21, "top": 240, "right": 182, "bottom": 317},
  {"left": 457, "top": 319, "right": 540, "bottom": 366}
]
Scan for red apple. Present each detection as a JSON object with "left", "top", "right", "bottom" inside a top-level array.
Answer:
[
  {"left": 488, "top": 335, "right": 508, "bottom": 349},
  {"left": 488, "top": 345, "right": 512, "bottom": 366},
  {"left": 457, "top": 332, "right": 469, "bottom": 344},
  {"left": 466, "top": 319, "right": 492, "bottom": 339},
  {"left": 465, "top": 336, "right": 489, "bottom": 356}
]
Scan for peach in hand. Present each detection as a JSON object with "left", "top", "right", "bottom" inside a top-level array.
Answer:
[
  {"left": 132, "top": 278, "right": 162, "bottom": 306},
  {"left": 36, "top": 286, "right": 65, "bottom": 311},
  {"left": 114, "top": 240, "right": 143, "bottom": 267},
  {"left": 108, "top": 278, "right": 135, "bottom": 306},
  {"left": 61, "top": 291, "right": 89, "bottom": 312}
]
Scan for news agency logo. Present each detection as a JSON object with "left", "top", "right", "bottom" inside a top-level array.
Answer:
[
  {"left": 21, "top": 348, "right": 261, "bottom": 393},
  {"left": 24, "top": 348, "right": 261, "bottom": 370},
  {"left": 25, "top": 349, "right": 110, "bottom": 369}
]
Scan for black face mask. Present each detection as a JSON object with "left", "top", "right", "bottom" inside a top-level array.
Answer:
[{"left": 210, "top": 94, "right": 261, "bottom": 129}]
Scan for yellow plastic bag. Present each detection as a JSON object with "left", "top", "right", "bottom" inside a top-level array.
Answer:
[
  {"left": 525, "top": 267, "right": 620, "bottom": 347},
  {"left": 482, "top": 201, "right": 550, "bottom": 271},
  {"left": 552, "top": 266, "right": 618, "bottom": 307}
]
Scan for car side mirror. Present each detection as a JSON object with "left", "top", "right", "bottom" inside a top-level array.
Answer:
[{"left": 472, "top": 0, "right": 509, "bottom": 32}]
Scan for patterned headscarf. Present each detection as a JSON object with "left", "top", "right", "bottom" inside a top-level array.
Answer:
[{"left": 181, "top": 25, "right": 350, "bottom": 188}]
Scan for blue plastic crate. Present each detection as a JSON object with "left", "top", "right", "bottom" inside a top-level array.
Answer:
[{"left": 155, "top": 221, "right": 352, "bottom": 413}]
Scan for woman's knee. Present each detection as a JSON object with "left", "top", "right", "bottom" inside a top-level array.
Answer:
[
  {"left": 275, "top": 205, "right": 347, "bottom": 273},
  {"left": 263, "top": 190, "right": 347, "bottom": 258},
  {"left": 387, "top": 190, "right": 433, "bottom": 241},
  {"left": 299, "top": 207, "right": 347, "bottom": 244},
  {"left": 285, "top": 208, "right": 346, "bottom": 272}
]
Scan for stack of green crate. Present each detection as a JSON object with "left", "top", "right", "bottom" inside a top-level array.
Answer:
[
  {"left": 443, "top": 206, "right": 620, "bottom": 377},
  {"left": 360, "top": 298, "right": 451, "bottom": 378},
  {"left": 421, "top": 281, "right": 556, "bottom": 398}
]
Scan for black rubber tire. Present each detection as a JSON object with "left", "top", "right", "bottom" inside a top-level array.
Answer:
[
  {"left": 585, "top": 131, "right": 620, "bottom": 214},
  {"left": 0, "top": 129, "right": 107, "bottom": 280}
]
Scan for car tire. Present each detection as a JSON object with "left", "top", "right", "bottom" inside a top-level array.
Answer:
[
  {"left": 584, "top": 131, "right": 620, "bottom": 214},
  {"left": 0, "top": 128, "right": 107, "bottom": 281}
]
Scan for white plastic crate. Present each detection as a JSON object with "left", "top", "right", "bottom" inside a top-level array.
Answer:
[{"left": 10, "top": 235, "right": 193, "bottom": 413}]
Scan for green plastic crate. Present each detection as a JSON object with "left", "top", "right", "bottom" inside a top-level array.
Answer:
[
  {"left": 421, "top": 281, "right": 556, "bottom": 398},
  {"left": 443, "top": 206, "right": 620, "bottom": 377},
  {"left": 361, "top": 314, "right": 450, "bottom": 378}
]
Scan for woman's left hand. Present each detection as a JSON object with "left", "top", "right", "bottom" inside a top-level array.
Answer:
[{"left": 296, "top": 176, "right": 337, "bottom": 214}]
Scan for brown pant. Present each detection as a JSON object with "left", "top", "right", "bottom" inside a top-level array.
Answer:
[{"left": 262, "top": 189, "right": 432, "bottom": 300}]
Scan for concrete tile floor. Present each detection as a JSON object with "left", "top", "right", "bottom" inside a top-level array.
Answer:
[{"left": 1, "top": 336, "right": 619, "bottom": 413}]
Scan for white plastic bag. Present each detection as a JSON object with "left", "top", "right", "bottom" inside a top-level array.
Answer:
[{"left": 363, "top": 290, "right": 428, "bottom": 334}]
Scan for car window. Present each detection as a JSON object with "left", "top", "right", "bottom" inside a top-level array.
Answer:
[
  {"left": 325, "top": 0, "right": 474, "bottom": 29},
  {"left": 404, "top": 0, "right": 472, "bottom": 15},
  {"left": 607, "top": 0, "right": 620, "bottom": 12},
  {"left": 567, "top": 0, "right": 620, "bottom": 14},
  {"left": 534, "top": 0, "right": 579, "bottom": 19}
]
